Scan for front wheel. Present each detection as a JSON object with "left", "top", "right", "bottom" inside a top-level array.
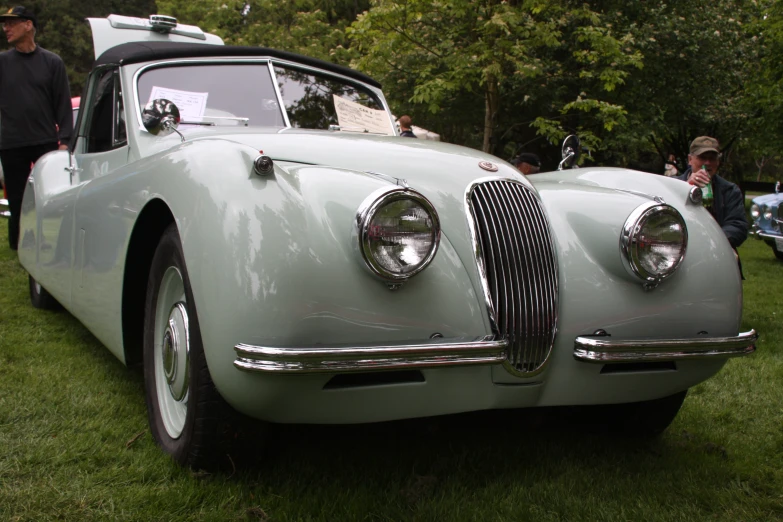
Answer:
[
  {"left": 772, "top": 242, "right": 783, "bottom": 261},
  {"left": 143, "top": 224, "right": 228, "bottom": 469}
]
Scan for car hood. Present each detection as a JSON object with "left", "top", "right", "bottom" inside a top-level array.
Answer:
[
  {"left": 186, "top": 127, "right": 533, "bottom": 199},
  {"left": 752, "top": 193, "right": 783, "bottom": 207}
]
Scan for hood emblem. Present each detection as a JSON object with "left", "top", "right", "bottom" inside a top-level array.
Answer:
[{"left": 478, "top": 161, "right": 498, "bottom": 172}]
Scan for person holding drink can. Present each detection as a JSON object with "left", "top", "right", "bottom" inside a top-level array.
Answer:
[{"left": 677, "top": 136, "right": 748, "bottom": 249}]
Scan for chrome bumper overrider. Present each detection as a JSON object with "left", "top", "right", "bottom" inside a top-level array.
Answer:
[
  {"left": 573, "top": 330, "right": 758, "bottom": 363},
  {"left": 234, "top": 337, "right": 508, "bottom": 373}
]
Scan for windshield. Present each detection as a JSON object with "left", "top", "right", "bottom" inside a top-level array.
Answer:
[
  {"left": 137, "top": 63, "right": 285, "bottom": 127},
  {"left": 136, "top": 62, "right": 393, "bottom": 134},
  {"left": 274, "top": 66, "right": 392, "bottom": 134}
]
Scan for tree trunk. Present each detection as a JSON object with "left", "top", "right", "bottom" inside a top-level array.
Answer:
[{"left": 482, "top": 76, "right": 499, "bottom": 154}]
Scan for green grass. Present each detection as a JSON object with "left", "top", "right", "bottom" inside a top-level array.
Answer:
[{"left": 1, "top": 224, "right": 782, "bottom": 521}]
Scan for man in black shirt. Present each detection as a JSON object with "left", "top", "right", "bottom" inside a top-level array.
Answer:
[{"left": 0, "top": 6, "right": 72, "bottom": 250}]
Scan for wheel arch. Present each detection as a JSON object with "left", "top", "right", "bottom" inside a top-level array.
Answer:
[{"left": 122, "top": 198, "right": 175, "bottom": 367}]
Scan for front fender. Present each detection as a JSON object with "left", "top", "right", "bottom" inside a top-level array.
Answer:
[{"left": 144, "top": 143, "right": 490, "bottom": 406}]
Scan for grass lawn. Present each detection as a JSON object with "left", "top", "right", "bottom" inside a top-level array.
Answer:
[{"left": 1, "top": 224, "right": 782, "bottom": 521}]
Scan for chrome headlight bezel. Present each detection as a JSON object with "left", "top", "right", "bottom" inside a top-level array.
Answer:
[
  {"left": 763, "top": 206, "right": 773, "bottom": 221},
  {"left": 354, "top": 186, "right": 441, "bottom": 283},
  {"left": 750, "top": 203, "right": 760, "bottom": 220},
  {"left": 620, "top": 202, "right": 688, "bottom": 287}
]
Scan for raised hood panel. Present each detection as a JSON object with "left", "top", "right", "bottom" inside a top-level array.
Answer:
[{"left": 88, "top": 15, "right": 223, "bottom": 59}]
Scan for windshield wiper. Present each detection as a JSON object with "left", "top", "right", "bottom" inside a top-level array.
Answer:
[{"left": 181, "top": 116, "right": 250, "bottom": 127}]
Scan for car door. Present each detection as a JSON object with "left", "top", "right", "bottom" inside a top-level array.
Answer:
[{"left": 68, "top": 66, "right": 131, "bottom": 350}]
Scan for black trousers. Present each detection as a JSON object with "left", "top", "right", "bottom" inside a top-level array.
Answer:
[{"left": 0, "top": 142, "right": 58, "bottom": 250}]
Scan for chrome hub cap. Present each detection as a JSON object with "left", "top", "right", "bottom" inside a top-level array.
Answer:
[{"left": 154, "top": 267, "right": 190, "bottom": 439}]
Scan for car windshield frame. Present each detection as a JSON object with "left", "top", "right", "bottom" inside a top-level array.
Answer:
[{"left": 132, "top": 58, "right": 396, "bottom": 134}]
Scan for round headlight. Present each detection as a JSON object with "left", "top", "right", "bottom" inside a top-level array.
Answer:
[
  {"left": 763, "top": 207, "right": 773, "bottom": 221},
  {"left": 621, "top": 202, "right": 687, "bottom": 286},
  {"left": 750, "top": 204, "right": 760, "bottom": 220},
  {"left": 356, "top": 188, "right": 440, "bottom": 282}
]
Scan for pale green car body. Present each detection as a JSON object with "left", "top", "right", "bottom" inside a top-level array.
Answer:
[{"left": 17, "top": 16, "right": 754, "bottom": 429}]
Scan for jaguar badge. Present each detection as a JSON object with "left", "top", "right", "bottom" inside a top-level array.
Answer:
[{"left": 478, "top": 161, "right": 498, "bottom": 172}]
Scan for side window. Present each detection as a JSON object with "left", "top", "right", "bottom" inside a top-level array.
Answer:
[{"left": 84, "top": 69, "right": 126, "bottom": 154}]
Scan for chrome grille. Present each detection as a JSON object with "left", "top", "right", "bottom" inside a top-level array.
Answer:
[{"left": 467, "top": 179, "right": 558, "bottom": 375}]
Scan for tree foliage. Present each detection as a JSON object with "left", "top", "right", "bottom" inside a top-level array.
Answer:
[
  {"left": 7, "top": 0, "right": 780, "bottom": 179},
  {"left": 156, "top": 0, "right": 368, "bottom": 62},
  {"left": 348, "top": 0, "right": 642, "bottom": 157}
]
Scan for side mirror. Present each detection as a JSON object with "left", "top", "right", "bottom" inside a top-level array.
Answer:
[
  {"left": 142, "top": 98, "right": 181, "bottom": 136},
  {"left": 557, "top": 134, "right": 581, "bottom": 171}
]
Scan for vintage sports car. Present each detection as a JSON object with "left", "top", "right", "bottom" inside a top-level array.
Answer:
[
  {"left": 18, "top": 15, "right": 757, "bottom": 468},
  {"left": 750, "top": 182, "right": 783, "bottom": 260}
]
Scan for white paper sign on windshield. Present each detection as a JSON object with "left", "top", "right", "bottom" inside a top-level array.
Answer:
[
  {"left": 332, "top": 95, "right": 394, "bottom": 135},
  {"left": 148, "top": 86, "right": 209, "bottom": 122}
]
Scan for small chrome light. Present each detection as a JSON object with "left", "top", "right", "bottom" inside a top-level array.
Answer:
[
  {"left": 150, "top": 14, "right": 177, "bottom": 33},
  {"left": 621, "top": 202, "right": 687, "bottom": 287},
  {"left": 355, "top": 187, "right": 440, "bottom": 283},
  {"left": 253, "top": 155, "right": 274, "bottom": 176},
  {"left": 688, "top": 186, "right": 703, "bottom": 205},
  {"left": 763, "top": 207, "right": 773, "bottom": 221},
  {"left": 750, "top": 204, "right": 760, "bottom": 220}
]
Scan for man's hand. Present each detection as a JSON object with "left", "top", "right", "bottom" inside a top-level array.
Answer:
[
  {"left": 58, "top": 144, "right": 68, "bottom": 151},
  {"left": 688, "top": 168, "right": 710, "bottom": 188}
]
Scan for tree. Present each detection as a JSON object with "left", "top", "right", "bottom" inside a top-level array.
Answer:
[
  {"left": 348, "top": 0, "right": 641, "bottom": 156},
  {"left": 156, "top": 0, "right": 368, "bottom": 62},
  {"left": 591, "top": 0, "right": 765, "bottom": 176}
]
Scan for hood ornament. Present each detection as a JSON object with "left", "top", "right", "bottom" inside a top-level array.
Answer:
[{"left": 478, "top": 161, "right": 498, "bottom": 172}]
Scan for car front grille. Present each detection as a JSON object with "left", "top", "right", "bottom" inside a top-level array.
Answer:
[{"left": 467, "top": 179, "right": 558, "bottom": 375}]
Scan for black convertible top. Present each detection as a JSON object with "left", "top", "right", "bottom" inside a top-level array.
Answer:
[{"left": 95, "top": 41, "right": 381, "bottom": 89}]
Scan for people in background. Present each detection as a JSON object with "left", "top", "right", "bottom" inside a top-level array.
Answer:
[
  {"left": 0, "top": 5, "right": 73, "bottom": 250},
  {"left": 677, "top": 136, "right": 747, "bottom": 248},
  {"left": 399, "top": 115, "right": 416, "bottom": 138},
  {"left": 513, "top": 153, "right": 541, "bottom": 175},
  {"left": 664, "top": 154, "right": 679, "bottom": 177}
]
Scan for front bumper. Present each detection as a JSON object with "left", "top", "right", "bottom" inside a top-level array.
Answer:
[
  {"left": 234, "top": 330, "right": 758, "bottom": 374},
  {"left": 234, "top": 336, "right": 508, "bottom": 373},
  {"left": 573, "top": 330, "right": 757, "bottom": 363},
  {"left": 751, "top": 223, "right": 782, "bottom": 240}
]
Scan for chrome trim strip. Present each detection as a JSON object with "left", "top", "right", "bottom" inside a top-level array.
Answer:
[
  {"left": 267, "top": 62, "right": 292, "bottom": 128},
  {"left": 234, "top": 337, "right": 508, "bottom": 373},
  {"left": 573, "top": 330, "right": 758, "bottom": 363}
]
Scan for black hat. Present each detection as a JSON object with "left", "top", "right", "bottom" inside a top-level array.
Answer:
[
  {"left": 0, "top": 6, "right": 37, "bottom": 28},
  {"left": 512, "top": 152, "right": 541, "bottom": 167}
]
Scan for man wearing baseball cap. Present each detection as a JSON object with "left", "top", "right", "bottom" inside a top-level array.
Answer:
[
  {"left": 0, "top": 6, "right": 73, "bottom": 250},
  {"left": 677, "top": 136, "right": 748, "bottom": 248},
  {"left": 513, "top": 152, "right": 541, "bottom": 175}
]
